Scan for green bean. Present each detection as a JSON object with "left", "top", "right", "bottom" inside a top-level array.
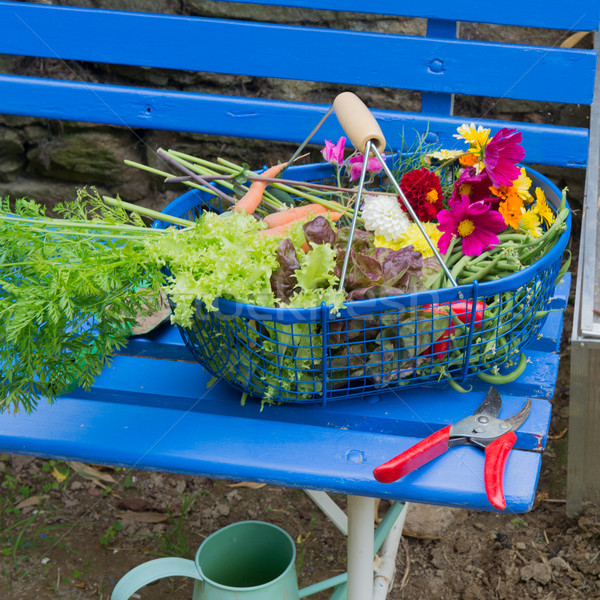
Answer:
[
  {"left": 533, "top": 308, "right": 563, "bottom": 320},
  {"left": 450, "top": 254, "right": 472, "bottom": 280},
  {"left": 559, "top": 187, "right": 568, "bottom": 212},
  {"left": 467, "top": 250, "right": 492, "bottom": 266},
  {"left": 447, "top": 377, "right": 473, "bottom": 393},
  {"left": 476, "top": 352, "right": 527, "bottom": 384},
  {"left": 497, "top": 232, "right": 531, "bottom": 243},
  {"left": 553, "top": 250, "right": 571, "bottom": 288},
  {"left": 461, "top": 260, "right": 521, "bottom": 274},
  {"left": 458, "top": 253, "right": 503, "bottom": 285}
]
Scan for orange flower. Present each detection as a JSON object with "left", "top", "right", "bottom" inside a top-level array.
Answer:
[
  {"left": 459, "top": 153, "right": 479, "bottom": 167},
  {"left": 490, "top": 184, "right": 512, "bottom": 200},
  {"left": 499, "top": 195, "right": 524, "bottom": 229}
]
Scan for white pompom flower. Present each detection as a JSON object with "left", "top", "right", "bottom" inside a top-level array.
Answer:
[{"left": 361, "top": 194, "right": 410, "bottom": 241}]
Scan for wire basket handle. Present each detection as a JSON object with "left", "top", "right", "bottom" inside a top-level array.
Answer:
[{"left": 332, "top": 92, "right": 460, "bottom": 292}]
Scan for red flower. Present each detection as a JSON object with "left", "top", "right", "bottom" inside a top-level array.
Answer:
[{"left": 399, "top": 168, "right": 444, "bottom": 222}]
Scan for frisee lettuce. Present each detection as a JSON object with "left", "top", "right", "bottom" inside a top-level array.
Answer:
[
  {"left": 151, "top": 212, "right": 346, "bottom": 327},
  {"left": 148, "top": 212, "right": 281, "bottom": 327}
]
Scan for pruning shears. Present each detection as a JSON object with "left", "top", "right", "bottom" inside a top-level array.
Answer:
[{"left": 373, "top": 387, "right": 532, "bottom": 510}]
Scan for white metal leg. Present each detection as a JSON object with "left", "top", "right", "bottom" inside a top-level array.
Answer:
[
  {"left": 373, "top": 502, "right": 408, "bottom": 599},
  {"left": 300, "top": 492, "right": 406, "bottom": 599},
  {"left": 303, "top": 489, "right": 349, "bottom": 536},
  {"left": 347, "top": 495, "right": 376, "bottom": 600}
]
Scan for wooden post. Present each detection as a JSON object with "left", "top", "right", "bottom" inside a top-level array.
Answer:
[{"left": 567, "top": 340, "right": 600, "bottom": 515}]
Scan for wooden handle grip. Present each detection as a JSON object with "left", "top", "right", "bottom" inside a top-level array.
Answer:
[{"left": 333, "top": 92, "right": 386, "bottom": 154}]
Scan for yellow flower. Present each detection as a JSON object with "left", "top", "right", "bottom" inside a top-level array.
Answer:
[
  {"left": 428, "top": 149, "right": 464, "bottom": 161},
  {"left": 396, "top": 222, "right": 443, "bottom": 258},
  {"left": 453, "top": 123, "right": 490, "bottom": 153},
  {"left": 374, "top": 235, "right": 402, "bottom": 250},
  {"left": 533, "top": 187, "right": 554, "bottom": 228},
  {"left": 374, "top": 222, "right": 443, "bottom": 258},
  {"left": 512, "top": 168, "right": 533, "bottom": 203},
  {"left": 520, "top": 209, "right": 542, "bottom": 238}
]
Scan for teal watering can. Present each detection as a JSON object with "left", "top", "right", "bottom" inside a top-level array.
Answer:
[{"left": 111, "top": 520, "right": 299, "bottom": 600}]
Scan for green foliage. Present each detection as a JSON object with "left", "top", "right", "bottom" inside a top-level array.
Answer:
[
  {"left": 0, "top": 189, "right": 167, "bottom": 414},
  {"left": 149, "top": 210, "right": 281, "bottom": 327},
  {"left": 287, "top": 243, "right": 344, "bottom": 310},
  {"left": 99, "top": 521, "right": 122, "bottom": 547},
  {"left": 140, "top": 492, "right": 199, "bottom": 558},
  {"left": 389, "top": 128, "right": 443, "bottom": 181}
]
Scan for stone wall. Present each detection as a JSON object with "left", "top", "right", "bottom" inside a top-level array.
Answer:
[{"left": 0, "top": 2, "right": 591, "bottom": 212}]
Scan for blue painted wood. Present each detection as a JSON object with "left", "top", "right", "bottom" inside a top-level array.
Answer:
[
  {"left": 0, "top": 372, "right": 549, "bottom": 514},
  {"left": 421, "top": 19, "right": 457, "bottom": 116},
  {"left": 0, "top": 394, "right": 542, "bottom": 512},
  {"left": 211, "top": 0, "right": 600, "bottom": 30},
  {"left": 0, "top": 74, "right": 590, "bottom": 168},
  {"left": 0, "top": 3, "right": 595, "bottom": 104},
  {"left": 63, "top": 353, "right": 550, "bottom": 452}
]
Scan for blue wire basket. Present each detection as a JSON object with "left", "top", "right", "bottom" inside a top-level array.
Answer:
[{"left": 157, "top": 161, "right": 570, "bottom": 405}]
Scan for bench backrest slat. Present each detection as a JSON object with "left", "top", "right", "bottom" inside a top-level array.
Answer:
[
  {"left": 1, "top": 73, "right": 589, "bottom": 168},
  {"left": 1, "top": 3, "right": 595, "bottom": 105},
  {"left": 211, "top": 0, "right": 600, "bottom": 30},
  {"left": 0, "top": 1, "right": 599, "bottom": 170}
]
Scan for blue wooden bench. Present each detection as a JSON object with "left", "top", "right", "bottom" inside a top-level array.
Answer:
[{"left": 0, "top": 2, "right": 598, "bottom": 598}]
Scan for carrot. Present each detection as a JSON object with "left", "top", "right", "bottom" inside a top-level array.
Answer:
[
  {"left": 258, "top": 212, "right": 343, "bottom": 237},
  {"left": 258, "top": 222, "right": 296, "bottom": 237},
  {"left": 263, "top": 204, "right": 343, "bottom": 228},
  {"left": 233, "top": 162, "right": 288, "bottom": 215}
]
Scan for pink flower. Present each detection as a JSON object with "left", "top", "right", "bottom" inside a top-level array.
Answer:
[
  {"left": 450, "top": 168, "right": 496, "bottom": 205},
  {"left": 321, "top": 136, "right": 346, "bottom": 165},
  {"left": 347, "top": 154, "right": 385, "bottom": 181},
  {"left": 483, "top": 128, "right": 525, "bottom": 188},
  {"left": 437, "top": 195, "right": 506, "bottom": 256}
]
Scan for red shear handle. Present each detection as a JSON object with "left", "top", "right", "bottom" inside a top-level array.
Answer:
[
  {"left": 484, "top": 430, "right": 517, "bottom": 510},
  {"left": 373, "top": 425, "right": 451, "bottom": 484}
]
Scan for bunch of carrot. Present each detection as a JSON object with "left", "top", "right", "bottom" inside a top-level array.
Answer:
[{"left": 232, "top": 162, "right": 345, "bottom": 239}]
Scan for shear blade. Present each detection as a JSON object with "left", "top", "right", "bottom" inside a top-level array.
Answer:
[
  {"left": 503, "top": 398, "right": 532, "bottom": 431},
  {"left": 473, "top": 386, "right": 502, "bottom": 418}
]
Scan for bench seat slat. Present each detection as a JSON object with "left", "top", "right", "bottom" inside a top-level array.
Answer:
[
  {"left": 70, "top": 353, "right": 551, "bottom": 451},
  {"left": 214, "top": 0, "right": 600, "bottom": 30},
  {"left": 0, "top": 394, "right": 543, "bottom": 512},
  {"left": 1, "top": 3, "right": 595, "bottom": 104},
  {"left": 0, "top": 74, "right": 589, "bottom": 167}
]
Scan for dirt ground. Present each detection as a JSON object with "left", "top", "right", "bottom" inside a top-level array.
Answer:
[{"left": 1, "top": 249, "right": 599, "bottom": 600}]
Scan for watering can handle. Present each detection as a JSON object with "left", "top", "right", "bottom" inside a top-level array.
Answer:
[
  {"left": 333, "top": 91, "right": 386, "bottom": 154},
  {"left": 111, "top": 557, "right": 202, "bottom": 600}
]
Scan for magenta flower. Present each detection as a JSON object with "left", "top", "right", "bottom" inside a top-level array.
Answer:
[
  {"left": 437, "top": 195, "right": 507, "bottom": 256},
  {"left": 347, "top": 154, "right": 385, "bottom": 181},
  {"left": 450, "top": 167, "right": 496, "bottom": 205},
  {"left": 321, "top": 136, "right": 346, "bottom": 165},
  {"left": 483, "top": 128, "right": 525, "bottom": 188}
]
